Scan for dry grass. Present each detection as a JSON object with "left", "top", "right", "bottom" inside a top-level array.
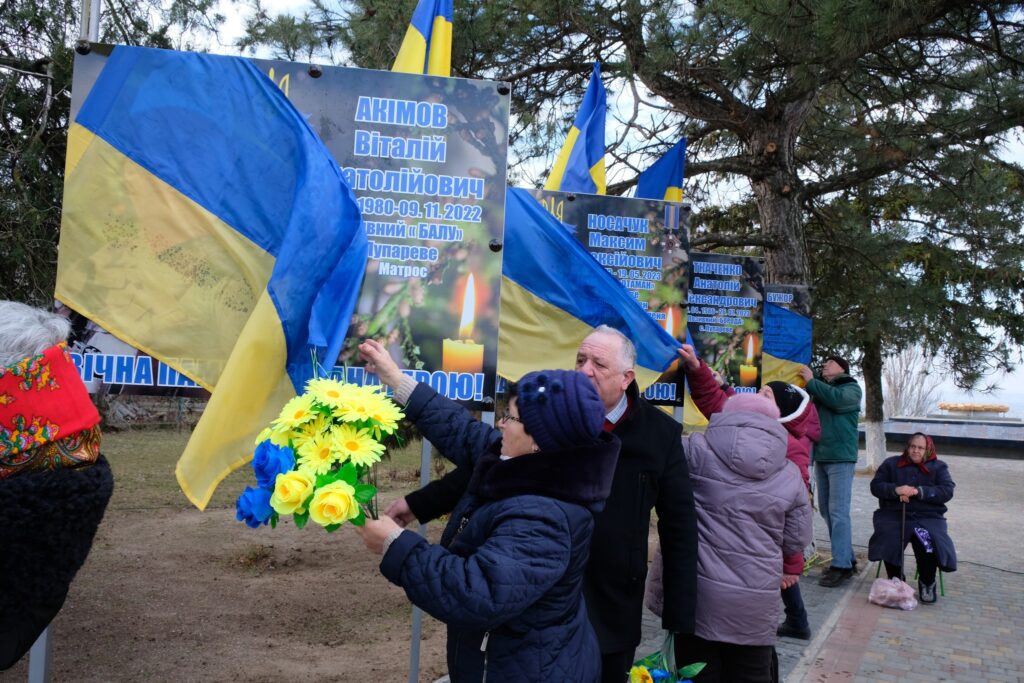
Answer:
[{"left": 99, "top": 428, "right": 435, "bottom": 511}]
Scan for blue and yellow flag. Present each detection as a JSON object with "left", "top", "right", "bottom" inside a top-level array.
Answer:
[
  {"left": 636, "top": 138, "right": 687, "bottom": 202},
  {"left": 497, "top": 188, "right": 677, "bottom": 387},
  {"left": 392, "top": 0, "right": 453, "bottom": 76},
  {"left": 57, "top": 46, "right": 367, "bottom": 509},
  {"left": 761, "top": 290, "right": 813, "bottom": 386},
  {"left": 544, "top": 63, "right": 606, "bottom": 195}
]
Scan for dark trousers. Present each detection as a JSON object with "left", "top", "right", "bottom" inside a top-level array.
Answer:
[
  {"left": 675, "top": 633, "right": 774, "bottom": 683},
  {"left": 884, "top": 534, "right": 938, "bottom": 584},
  {"left": 780, "top": 583, "right": 808, "bottom": 629},
  {"left": 600, "top": 650, "right": 635, "bottom": 683}
]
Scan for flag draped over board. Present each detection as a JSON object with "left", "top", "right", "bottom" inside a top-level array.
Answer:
[{"left": 57, "top": 46, "right": 367, "bottom": 508}]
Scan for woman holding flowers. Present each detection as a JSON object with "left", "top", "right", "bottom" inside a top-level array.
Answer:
[{"left": 355, "top": 339, "right": 620, "bottom": 683}]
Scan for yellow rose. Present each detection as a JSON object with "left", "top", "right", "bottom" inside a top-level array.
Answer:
[
  {"left": 629, "top": 667, "right": 653, "bottom": 683},
  {"left": 308, "top": 480, "right": 359, "bottom": 526},
  {"left": 270, "top": 470, "right": 315, "bottom": 515}
]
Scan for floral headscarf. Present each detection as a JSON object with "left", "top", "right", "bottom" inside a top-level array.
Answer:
[
  {"left": 896, "top": 432, "right": 937, "bottom": 474},
  {"left": 1, "top": 343, "right": 101, "bottom": 479}
]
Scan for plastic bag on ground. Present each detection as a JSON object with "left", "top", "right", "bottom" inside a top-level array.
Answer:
[{"left": 868, "top": 576, "right": 917, "bottom": 610}]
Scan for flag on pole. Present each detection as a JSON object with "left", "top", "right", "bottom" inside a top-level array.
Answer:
[
  {"left": 392, "top": 0, "right": 453, "bottom": 76},
  {"left": 498, "top": 188, "right": 677, "bottom": 386},
  {"left": 57, "top": 46, "right": 367, "bottom": 509},
  {"left": 544, "top": 63, "right": 606, "bottom": 195},
  {"left": 636, "top": 138, "right": 687, "bottom": 202}
]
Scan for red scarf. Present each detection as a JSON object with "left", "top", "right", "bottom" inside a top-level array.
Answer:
[
  {"left": 1, "top": 342, "right": 100, "bottom": 478},
  {"left": 896, "top": 434, "right": 937, "bottom": 474}
]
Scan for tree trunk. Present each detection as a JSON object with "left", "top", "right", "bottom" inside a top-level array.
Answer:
[
  {"left": 748, "top": 104, "right": 813, "bottom": 286},
  {"left": 861, "top": 336, "right": 886, "bottom": 472},
  {"left": 751, "top": 180, "right": 808, "bottom": 285}
]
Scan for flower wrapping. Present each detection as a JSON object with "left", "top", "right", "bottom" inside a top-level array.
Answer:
[
  {"left": 235, "top": 378, "right": 404, "bottom": 531},
  {"left": 630, "top": 641, "right": 706, "bottom": 683}
]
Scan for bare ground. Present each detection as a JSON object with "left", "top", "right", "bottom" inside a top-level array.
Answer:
[{"left": 1, "top": 430, "right": 451, "bottom": 682}]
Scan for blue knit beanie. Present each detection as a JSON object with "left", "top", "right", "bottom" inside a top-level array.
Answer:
[{"left": 515, "top": 370, "right": 605, "bottom": 452}]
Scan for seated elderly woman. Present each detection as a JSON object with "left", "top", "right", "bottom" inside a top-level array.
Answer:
[
  {"left": 354, "top": 339, "right": 620, "bottom": 683},
  {"left": 868, "top": 432, "right": 956, "bottom": 604},
  {"left": 0, "top": 301, "right": 114, "bottom": 669}
]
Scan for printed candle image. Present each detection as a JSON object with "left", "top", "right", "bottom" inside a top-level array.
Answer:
[
  {"left": 738, "top": 334, "right": 758, "bottom": 386},
  {"left": 442, "top": 273, "right": 485, "bottom": 373}
]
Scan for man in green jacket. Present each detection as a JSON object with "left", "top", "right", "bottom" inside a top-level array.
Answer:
[{"left": 799, "top": 356, "right": 863, "bottom": 587}]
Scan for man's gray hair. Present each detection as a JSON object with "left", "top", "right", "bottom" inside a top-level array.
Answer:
[
  {"left": 0, "top": 301, "right": 72, "bottom": 366},
  {"left": 588, "top": 325, "right": 637, "bottom": 371}
]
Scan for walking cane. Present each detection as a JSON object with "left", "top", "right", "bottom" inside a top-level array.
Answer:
[{"left": 898, "top": 500, "right": 906, "bottom": 581}]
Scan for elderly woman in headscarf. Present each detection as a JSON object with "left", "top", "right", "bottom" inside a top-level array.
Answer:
[
  {"left": 0, "top": 301, "right": 114, "bottom": 669},
  {"left": 354, "top": 339, "right": 620, "bottom": 683},
  {"left": 868, "top": 432, "right": 956, "bottom": 604}
]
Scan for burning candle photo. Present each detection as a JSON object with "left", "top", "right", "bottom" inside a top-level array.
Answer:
[
  {"left": 738, "top": 333, "right": 758, "bottom": 387},
  {"left": 442, "top": 273, "right": 485, "bottom": 374}
]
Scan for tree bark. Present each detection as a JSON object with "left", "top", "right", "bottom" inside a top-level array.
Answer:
[
  {"left": 747, "top": 102, "right": 813, "bottom": 285},
  {"left": 861, "top": 335, "right": 886, "bottom": 472}
]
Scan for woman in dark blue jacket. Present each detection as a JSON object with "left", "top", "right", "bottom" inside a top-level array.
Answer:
[
  {"left": 868, "top": 432, "right": 956, "bottom": 604},
  {"left": 356, "top": 339, "right": 620, "bottom": 682}
]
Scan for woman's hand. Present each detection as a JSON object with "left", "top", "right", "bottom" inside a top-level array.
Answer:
[
  {"left": 358, "top": 339, "right": 405, "bottom": 390},
  {"left": 353, "top": 516, "right": 402, "bottom": 555},
  {"left": 894, "top": 484, "right": 919, "bottom": 502},
  {"left": 677, "top": 344, "right": 700, "bottom": 372},
  {"left": 383, "top": 497, "right": 417, "bottom": 527},
  {"left": 797, "top": 365, "right": 814, "bottom": 382}
]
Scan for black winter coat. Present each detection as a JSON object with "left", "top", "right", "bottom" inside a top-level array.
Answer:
[
  {"left": 867, "top": 455, "right": 957, "bottom": 572},
  {"left": 0, "top": 457, "right": 113, "bottom": 669},
  {"left": 406, "top": 382, "right": 699, "bottom": 654},
  {"left": 381, "top": 383, "right": 620, "bottom": 683}
]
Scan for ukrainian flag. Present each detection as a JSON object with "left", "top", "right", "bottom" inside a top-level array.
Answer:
[
  {"left": 57, "top": 46, "right": 367, "bottom": 509},
  {"left": 392, "top": 0, "right": 453, "bottom": 77},
  {"left": 544, "top": 63, "right": 606, "bottom": 195},
  {"left": 636, "top": 138, "right": 687, "bottom": 202},
  {"left": 761, "top": 299, "right": 812, "bottom": 386},
  {"left": 497, "top": 188, "right": 678, "bottom": 387}
]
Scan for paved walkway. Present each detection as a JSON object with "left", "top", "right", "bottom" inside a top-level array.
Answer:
[{"left": 640, "top": 451, "right": 1024, "bottom": 682}]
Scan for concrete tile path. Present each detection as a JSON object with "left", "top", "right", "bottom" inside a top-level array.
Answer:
[{"left": 641, "top": 451, "right": 1024, "bottom": 682}]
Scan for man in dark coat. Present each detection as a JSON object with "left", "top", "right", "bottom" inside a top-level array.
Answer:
[{"left": 387, "top": 326, "right": 699, "bottom": 682}]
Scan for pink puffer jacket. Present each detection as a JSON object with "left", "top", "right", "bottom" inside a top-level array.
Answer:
[
  {"left": 685, "top": 360, "right": 818, "bottom": 574},
  {"left": 645, "top": 411, "right": 812, "bottom": 646}
]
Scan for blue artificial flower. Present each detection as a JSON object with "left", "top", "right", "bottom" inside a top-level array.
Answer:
[
  {"left": 253, "top": 441, "right": 296, "bottom": 490},
  {"left": 236, "top": 486, "right": 274, "bottom": 528}
]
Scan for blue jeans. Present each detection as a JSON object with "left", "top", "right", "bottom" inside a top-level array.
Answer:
[{"left": 815, "top": 461, "right": 855, "bottom": 569}]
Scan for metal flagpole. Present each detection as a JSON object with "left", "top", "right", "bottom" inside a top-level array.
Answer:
[
  {"left": 408, "top": 410, "right": 493, "bottom": 683},
  {"left": 407, "top": 436, "right": 432, "bottom": 683},
  {"left": 79, "top": 0, "right": 101, "bottom": 42}
]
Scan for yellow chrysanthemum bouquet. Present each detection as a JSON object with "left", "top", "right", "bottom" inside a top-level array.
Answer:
[{"left": 235, "top": 377, "right": 404, "bottom": 531}]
